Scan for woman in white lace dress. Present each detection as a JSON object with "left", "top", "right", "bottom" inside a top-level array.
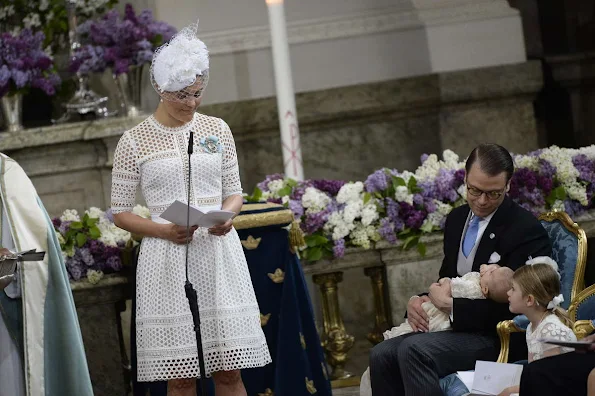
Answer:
[{"left": 111, "top": 23, "right": 270, "bottom": 396}]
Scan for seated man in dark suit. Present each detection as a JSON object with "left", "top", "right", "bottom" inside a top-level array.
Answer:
[
  {"left": 519, "top": 333, "right": 595, "bottom": 395},
  {"left": 369, "top": 143, "right": 552, "bottom": 395}
]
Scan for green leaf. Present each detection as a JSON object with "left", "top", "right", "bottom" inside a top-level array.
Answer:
[
  {"left": 305, "top": 234, "right": 329, "bottom": 247},
  {"left": 420, "top": 220, "right": 434, "bottom": 233},
  {"left": 76, "top": 233, "right": 87, "bottom": 247},
  {"left": 392, "top": 176, "right": 406, "bottom": 187},
  {"left": 286, "top": 178, "right": 298, "bottom": 188},
  {"left": 374, "top": 192, "right": 383, "bottom": 200},
  {"left": 85, "top": 216, "right": 98, "bottom": 227},
  {"left": 89, "top": 226, "right": 101, "bottom": 239},
  {"left": 245, "top": 187, "right": 263, "bottom": 203},
  {"left": 402, "top": 235, "right": 419, "bottom": 250},
  {"left": 308, "top": 247, "right": 323, "bottom": 261},
  {"left": 277, "top": 186, "right": 292, "bottom": 197},
  {"left": 408, "top": 176, "right": 418, "bottom": 190},
  {"left": 363, "top": 192, "right": 372, "bottom": 205},
  {"left": 417, "top": 242, "right": 427, "bottom": 257},
  {"left": 397, "top": 228, "right": 411, "bottom": 238},
  {"left": 70, "top": 221, "right": 83, "bottom": 230}
]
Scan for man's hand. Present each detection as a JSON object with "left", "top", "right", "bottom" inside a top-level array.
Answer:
[
  {"left": 480, "top": 264, "right": 500, "bottom": 276},
  {"left": 429, "top": 282, "right": 453, "bottom": 313},
  {"left": 407, "top": 295, "right": 431, "bottom": 332},
  {"left": 208, "top": 219, "right": 233, "bottom": 236}
]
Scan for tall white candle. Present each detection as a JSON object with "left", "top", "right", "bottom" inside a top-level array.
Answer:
[{"left": 266, "top": 0, "right": 304, "bottom": 181}]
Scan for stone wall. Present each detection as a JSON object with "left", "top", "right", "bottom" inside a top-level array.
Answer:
[{"left": 1, "top": 61, "right": 543, "bottom": 217}]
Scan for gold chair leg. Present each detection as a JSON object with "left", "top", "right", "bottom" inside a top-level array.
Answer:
[
  {"left": 364, "top": 266, "right": 391, "bottom": 345},
  {"left": 313, "top": 272, "right": 355, "bottom": 380}
]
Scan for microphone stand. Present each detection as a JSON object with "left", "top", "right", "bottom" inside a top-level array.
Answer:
[{"left": 184, "top": 131, "right": 208, "bottom": 396}]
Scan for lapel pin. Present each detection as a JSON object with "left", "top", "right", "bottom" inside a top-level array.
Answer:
[{"left": 489, "top": 233, "right": 495, "bottom": 239}]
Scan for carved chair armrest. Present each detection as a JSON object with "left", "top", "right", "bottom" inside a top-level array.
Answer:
[
  {"left": 573, "top": 320, "right": 595, "bottom": 340},
  {"left": 496, "top": 320, "right": 525, "bottom": 363}
]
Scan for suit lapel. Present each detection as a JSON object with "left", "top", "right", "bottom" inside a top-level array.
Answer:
[{"left": 472, "top": 197, "right": 513, "bottom": 271}]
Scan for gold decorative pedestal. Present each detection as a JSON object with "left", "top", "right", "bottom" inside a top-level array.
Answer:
[
  {"left": 364, "top": 266, "right": 391, "bottom": 345},
  {"left": 312, "top": 272, "right": 355, "bottom": 382}
]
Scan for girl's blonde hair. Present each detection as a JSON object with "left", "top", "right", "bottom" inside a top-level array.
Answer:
[{"left": 513, "top": 263, "right": 572, "bottom": 327}]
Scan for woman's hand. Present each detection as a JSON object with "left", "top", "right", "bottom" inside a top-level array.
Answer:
[
  {"left": 161, "top": 224, "right": 198, "bottom": 244},
  {"left": 208, "top": 219, "right": 233, "bottom": 236}
]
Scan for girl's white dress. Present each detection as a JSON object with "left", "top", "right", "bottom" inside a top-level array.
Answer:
[
  {"left": 111, "top": 113, "right": 271, "bottom": 381},
  {"left": 526, "top": 313, "right": 576, "bottom": 361}
]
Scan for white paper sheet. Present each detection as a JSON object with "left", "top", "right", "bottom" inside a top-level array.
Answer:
[
  {"left": 159, "top": 200, "right": 235, "bottom": 228},
  {"left": 471, "top": 361, "right": 523, "bottom": 395}
]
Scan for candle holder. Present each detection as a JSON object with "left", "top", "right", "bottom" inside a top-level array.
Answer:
[{"left": 54, "top": 0, "right": 115, "bottom": 123}]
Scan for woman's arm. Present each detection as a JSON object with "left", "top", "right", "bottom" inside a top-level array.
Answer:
[{"left": 114, "top": 212, "right": 197, "bottom": 244}]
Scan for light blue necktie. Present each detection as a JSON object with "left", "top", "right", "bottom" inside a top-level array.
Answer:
[{"left": 463, "top": 216, "right": 481, "bottom": 257}]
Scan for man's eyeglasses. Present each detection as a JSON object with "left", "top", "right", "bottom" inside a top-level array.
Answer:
[{"left": 466, "top": 185, "right": 505, "bottom": 200}]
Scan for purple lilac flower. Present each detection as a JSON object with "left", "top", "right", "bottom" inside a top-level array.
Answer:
[
  {"left": 434, "top": 169, "right": 458, "bottom": 202},
  {"left": 302, "top": 210, "right": 329, "bottom": 234},
  {"left": 71, "top": 5, "right": 176, "bottom": 75},
  {"left": 573, "top": 154, "right": 595, "bottom": 184},
  {"left": 52, "top": 217, "right": 62, "bottom": 228},
  {"left": 333, "top": 239, "right": 345, "bottom": 258},
  {"left": 420, "top": 154, "right": 429, "bottom": 163},
  {"left": 104, "top": 208, "right": 114, "bottom": 223},
  {"left": 78, "top": 247, "right": 95, "bottom": 267},
  {"left": 311, "top": 180, "right": 347, "bottom": 196},
  {"left": 364, "top": 169, "right": 389, "bottom": 193},
  {"left": 539, "top": 159, "right": 557, "bottom": 179},
  {"left": 386, "top": 198, "right": 400, "bottom": 224},
  {"left": 413, "top": 194, "right": 424, "bottom": 206},
  {"left": 453, "top": 169, "right": 466, "bottom": 188},
  {"left": 0, "top": 29, "right": 61, "bottom": 97},
  {"left": 419, "top": 181, "right": 437, "bottom": 200},
  {"left": 289, "top": 199, "right": 304, "bottom": 218},
  {"left": 378, "top": 218, "right": 397, "bottom": 244},
  {"left": 66, "top": 256, "right": 87, "bottom": 281},
  {"left": 399, "top": 202, "right": 426, "bottom": 229},
  {"left": 257, "top": 173, "right": 284, "bottom": 191},
  {"left": 424, "top": 198, "right": 437, "bottom": 213},
  {"left": 58, "top": 221, "right": 72, "bottom": 236},
  {"left": 105, "top": 255, "right": 122, "bottom": 273},
  {"left": 564, "top": 200, "right": 585, "bottom": 218}
]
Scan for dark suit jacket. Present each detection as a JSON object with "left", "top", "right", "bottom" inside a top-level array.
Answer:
[{"left": 439, "top": 196, "right": 552, "bottom": 333}]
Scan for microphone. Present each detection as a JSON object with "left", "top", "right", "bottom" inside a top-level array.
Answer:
[{"left": 184, "top": 130, "right": 207, "bottom": 396}]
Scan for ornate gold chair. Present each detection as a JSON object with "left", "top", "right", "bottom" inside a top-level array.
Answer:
[
  {"left": 496, "top": 211, "right": 588, "bottom": 363},
  {"left": 568, "top": 283, "right": 595, "bottom": 340}
]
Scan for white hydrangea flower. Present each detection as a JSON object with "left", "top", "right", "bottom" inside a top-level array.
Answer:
[
  {"left": 436, "top": 201, "right": 454, "bottom": 216},
  {"left": 415, "top": 154, "right": 440, "bottom": 181},
  {"left": 60, "top": 209, "right": 81, "bottom": 222},
  {"left": 336, "top": 182, "right": 364, "bottom": 204},
  {"left": 0, "top": 5, "right": 15, "bottom": 19},
  {"left": 350, "top": 224, "right": 371, "bottom": 249},
  {"left": 442, "top": 150, "right": 460, "bottom": 169},
  {"left": 86, "top": 269, "right": 104, "bottom": 285},
  {"left": 57, "top": 233, "right": 66, "bottom": 245},
  {"left": 361, "top": 203, "right": 379, "bottom": 227},
  {"left": 552, "top": 200, "right": 565, "bottom": 212},
  {"left": 343, "top": 201, "right": 363, "bottom": 224},
  {"left": 514, "top": 155, "right": 539, "bottom": 171},
  {"left": 394, "top": 186, "right": 413, "bottom": 204},
  {"left": 457, "top": 184, "right": 467, "bottom": 201},
  {"left": 399, "top": 171, "right": 416, "bottom": 185},
  {"left": 23, "top": 13, "right": 41, "bottom": 28},
  {"left": 85, "top": 207, "right": 104, "bottom": 220},
  {"left": 132, "top": 205, "right": 151, "bottom": 219},
  {"left": 302, "top": 187, "right": 331, "bottom": 214},
  {"left": 325, "top": 212, "right": 354, "bottom": 241},
  {"left": 577, "top": 145, "right": 595, "bottom": 158},
  {"left": 427, "top": 211, "right": 444, "bottom": 227},
  {"left": 267, "top": 179, "right": 285, "bottom": 196}
]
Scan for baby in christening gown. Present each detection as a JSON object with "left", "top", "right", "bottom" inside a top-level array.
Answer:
[{"left": 360, "top": 265, "right": 514, "bottom": 396}]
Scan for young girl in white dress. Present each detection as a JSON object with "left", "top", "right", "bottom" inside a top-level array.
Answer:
[
  {"left": 497, "top": 257, "right": 576, "bottom": 396},
  {"left": 111, "top": 23, "right": 270, "bottom": 396}
]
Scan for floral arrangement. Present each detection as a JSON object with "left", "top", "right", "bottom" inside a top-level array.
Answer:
[
  {"left": 0, "top": 0, "right": 117, "bottom": 54},
  {"left": 53, "top": 205, "right": 150, "bottom": 284},
  {"left": 0, "top": 29, "right": 61, "bottom": 97},
  {"left": 249, "top": 145, "right": 595, "bottom": 261},
  {"left": 70, "top": 3, "right": 177, "bottom": 75}
]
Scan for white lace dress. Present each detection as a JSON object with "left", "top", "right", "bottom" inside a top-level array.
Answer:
[
  {"left": 111, "top": 113, "right": 271, "bottom": 381},
  {"left": 526, "top": 313, "right": 576, "bottom": 362}
]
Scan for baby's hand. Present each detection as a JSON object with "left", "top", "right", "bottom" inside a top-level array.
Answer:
[{"left": 480, "top": 264, "right": 500, "bottom": 276}]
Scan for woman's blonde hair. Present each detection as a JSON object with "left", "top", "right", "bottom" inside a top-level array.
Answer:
[{"left": 513, "top": 263, "right": 572, "bottom": 327}]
